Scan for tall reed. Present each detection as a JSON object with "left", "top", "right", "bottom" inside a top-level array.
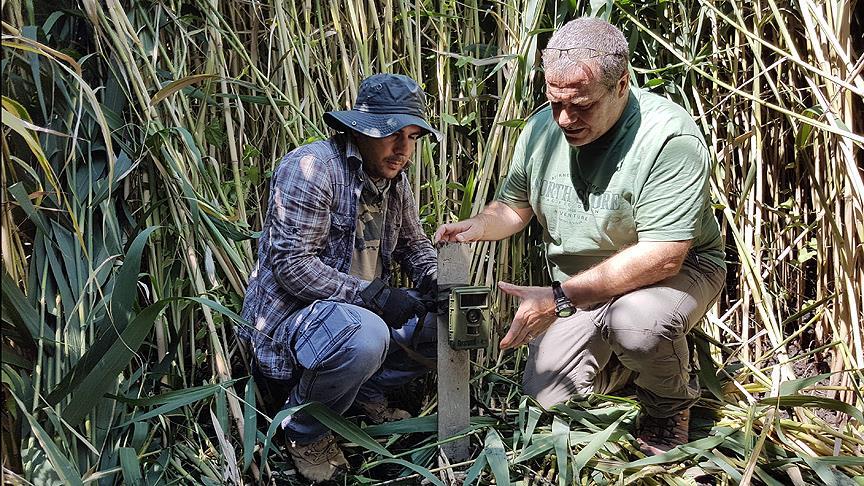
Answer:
[{"left": 2, "top": 0, "right": 861, "bottom": 484}]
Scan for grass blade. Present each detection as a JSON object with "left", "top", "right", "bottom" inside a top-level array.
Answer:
[
  {"left": 117, "top": 381, "right": 239, "bottom": 426},
  {"left": 483, "top": 427, "right": 510, "bottom": 485},
  {"left": 552, "top": 414, "right": 570, "bottom": 486},
  {"left": 757, "top": 395, "right": 864, "bottom": 424},
  {"left": 13, "top": 395, "right": 83, "bottom": 486},
  {"left": 572, "top": 411, "right": 632, "bottom": 480},
  {"left": 242, "top": 376, "right": 257, "bottom": 472},
  {"left": 372, "top": 459, "right": 445, "bottom": 486},
  {"left": 118, "top": 447, "right": 144, "bottom": 486},
  {"left": 261, "top": 402, "right": 393, "bottom": 468}
]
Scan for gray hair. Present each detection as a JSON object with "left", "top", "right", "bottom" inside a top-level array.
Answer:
[{"left": 543, "top": 17, "right": 629, "bottom": 89}]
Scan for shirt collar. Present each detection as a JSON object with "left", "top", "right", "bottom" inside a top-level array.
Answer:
[{"left": 337, "top": 133, "right": 364, "bottom": 171}]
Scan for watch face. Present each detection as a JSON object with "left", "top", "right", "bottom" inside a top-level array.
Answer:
[{"left": 556, "top": 307, "right": 575, "bottom": 318}]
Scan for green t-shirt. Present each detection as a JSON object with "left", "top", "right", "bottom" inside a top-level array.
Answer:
[{"left": 497, "top": 88, "right": 725, "bottom": 281}]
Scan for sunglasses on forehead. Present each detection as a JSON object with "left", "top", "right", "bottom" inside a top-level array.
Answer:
[{"left": 541, "top": 47, "right": 626, "bottom": 64}]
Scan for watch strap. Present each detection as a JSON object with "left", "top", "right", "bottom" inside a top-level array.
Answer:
[{"left": 552, "top": 281, "right": 575, "bottom": 317}]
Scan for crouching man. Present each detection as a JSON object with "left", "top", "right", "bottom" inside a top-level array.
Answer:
[
  {"left": 239, "top": 74, "right": 440, "bottom": 482},
  {"left": 435, "top": 17, "right": 726, "bottom": 456}
]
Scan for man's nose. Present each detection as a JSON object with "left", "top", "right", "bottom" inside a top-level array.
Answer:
[
  {"left": 557, "top": 108, "right": 579, "bottom": 127},
  {"left": 394, "top": 134, "right": 410, "bottom": 154}
]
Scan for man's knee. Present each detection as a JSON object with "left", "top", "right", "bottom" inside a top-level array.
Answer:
[
  {"left": 295, "top": 303, "right": 389, "bottom": 372},
  {"left": 338, "top": 305, "right": 390, "bottom": 369},
  {"left": 603, "top": 296, "right": 683, "bottom": 357},
  {"left": 524, "top": 377, "right": 592, "bottom": 409},
  {"left": 345, "top": 329, "right": 389, "bottom": 364}
]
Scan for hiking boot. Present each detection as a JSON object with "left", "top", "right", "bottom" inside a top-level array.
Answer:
[
  {"left": 355, "top": 399, "right": 411, "bottom": 425},
  {"left": 635, "top": 408, "right": 690, "bottom": 456},
  {"left": 286, "top": 432, "right": 348, "bottom": 482}
]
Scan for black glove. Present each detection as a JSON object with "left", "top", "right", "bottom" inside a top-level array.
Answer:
[
  {"left": 415, "top": 271, "right": 437, "bottom": 297},
  {"left": 360, "top": 278, "right": 425, "bottom": 329}
]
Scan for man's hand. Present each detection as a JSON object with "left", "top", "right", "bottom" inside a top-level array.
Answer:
[
  {"left": 498, "top": 281, "right": 559, "bottom": 349},
  {"left": 433, "top": 218, "right": 486, "bottom": 243},
  {"left": 379, "top": 287, "right": 425, "bottom": 329},
  {"left": 360, "top": 279, "right": 424, "bottom": 329},
  {"left": 433, "top": 201, "right": 534, "bottom": 244}
]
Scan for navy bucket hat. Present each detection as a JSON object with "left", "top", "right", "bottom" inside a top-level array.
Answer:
[{"left": 324, "top": 74, "right": 442, "bottom": 141}]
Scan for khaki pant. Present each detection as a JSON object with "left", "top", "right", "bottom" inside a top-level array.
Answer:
[{"left": 524, "top": 254, "right": 725, "bottom": 418}]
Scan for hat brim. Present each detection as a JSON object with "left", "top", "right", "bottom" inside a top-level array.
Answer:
[{"left": 324, "top": 110, "right": 442, "bottom": 142}]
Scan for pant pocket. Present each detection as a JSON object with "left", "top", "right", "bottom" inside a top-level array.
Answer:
[{"left": 294, "top": 302, "right": 363, "bottom": 370}]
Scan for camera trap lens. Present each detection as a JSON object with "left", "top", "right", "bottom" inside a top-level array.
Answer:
[{"left": 466, "top": 308, "right": 482, "bottom": 324}]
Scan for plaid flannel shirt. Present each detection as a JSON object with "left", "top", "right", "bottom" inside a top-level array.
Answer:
[{"left": 238, "top": 134, "right": 436, "bottom": 381}]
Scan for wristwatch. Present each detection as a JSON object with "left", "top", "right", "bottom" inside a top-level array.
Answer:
[{"left": 552, "top": 281, "right": 575, "bottom": 318}]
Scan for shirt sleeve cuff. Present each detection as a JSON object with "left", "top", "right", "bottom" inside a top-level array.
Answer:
[
  {"left": 638, "top": 229, "right": 697, "bottom": 241},
  {"left": 494, "top": 196, "right": 532, "bottom": 209}
]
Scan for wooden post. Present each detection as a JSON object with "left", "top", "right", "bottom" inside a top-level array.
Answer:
[{"left": 437, "top": 243, "right": 471, "bottom": 463}]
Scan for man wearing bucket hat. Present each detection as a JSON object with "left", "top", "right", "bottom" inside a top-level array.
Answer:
[{"left": 239, "top": 73, "right": 441, "bottom": 482}]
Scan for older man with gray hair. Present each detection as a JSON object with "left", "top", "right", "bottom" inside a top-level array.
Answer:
[{"left": 435, "top": 17, "right": 726, "bottom": 455}]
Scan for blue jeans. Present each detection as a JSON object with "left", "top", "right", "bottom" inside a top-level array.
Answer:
[{"left": 279, "top": 300, "right": 437, "bottom": 443}]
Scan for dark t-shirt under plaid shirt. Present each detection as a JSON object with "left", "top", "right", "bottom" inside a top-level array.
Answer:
[{"left": 238, "top": 134, "right": 436, "bottom": 381}]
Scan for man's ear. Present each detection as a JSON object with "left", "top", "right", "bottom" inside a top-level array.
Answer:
[{"left": 617, "top": 72, "right": 630, "bottom": 97}]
